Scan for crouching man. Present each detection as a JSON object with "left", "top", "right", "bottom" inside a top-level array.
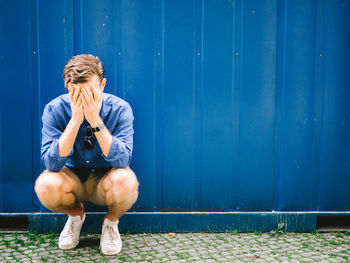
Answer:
[{"left": 34, "top": 54, "right": 139, "bottom": 255}]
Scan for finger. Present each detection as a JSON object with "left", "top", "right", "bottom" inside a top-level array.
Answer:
[
  {"left": 77, "top": 96, "right": 83, "bottom": 106},
  {"left": 67, "top": 83, "right": 72, "bottom": 93},
  {"left": 93, "top": 86, "right": 101, "bottom": 102},
  {"left": 78, "top": 100, "right": 84, "bottom": 110},
  {"left": 79, "top": 98, "right": 84, "bottom": 109},
  {"left": 73, "top": 86, "right": 80, "bottom": 104},
  {"left": 82, "top": 88, "right": 91, "bottom": 104},
  {"left": 85, "top": 86, "right": 94, "bottom": 102},
  {"left": 88, "top": 84, "right": 96, "bottom": 100},
  {"left": 98, "top": 89, "right": 103, "bottom": 103},
  {"left": 81, "top": 95, "right": 88, "bottom": 108},
  {"left": 69, "top": 84, "right": 73, "bottom": 102}
]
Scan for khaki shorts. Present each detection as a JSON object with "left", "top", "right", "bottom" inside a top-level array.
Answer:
[{"left": 61, "top": 166, "right": 113, "bottom": 206}]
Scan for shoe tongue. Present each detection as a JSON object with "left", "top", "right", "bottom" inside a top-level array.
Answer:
[
  {"left": 104, "top": 218, "right": 119, "bottom": 226},
  {"left": 70, "top": 214, "right": 83, "bottom": 222}
]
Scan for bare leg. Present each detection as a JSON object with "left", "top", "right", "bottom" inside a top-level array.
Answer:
[
  {"left": 99, "top": 168, "right": 139, "bottom": 221},
  {"left": 35, "top": 170, "right": 84, "bottom": 218}
]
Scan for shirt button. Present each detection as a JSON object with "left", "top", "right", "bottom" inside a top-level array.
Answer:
[{"left": 86, "top": 160, "right": 90, "bottom": 163}]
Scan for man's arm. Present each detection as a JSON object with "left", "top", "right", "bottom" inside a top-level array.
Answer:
[
  {"left": 58, "top": 118, "right": 82, "bottom": 157},
  {"left": 58, "top": 86, "right": 84, "bottom": 157},
  {"left": 41, "top": 86, "right": 84, "bottom": 172},
  {"left": 81, "top": 86, "right": 134, "bottom": 168},
  {"left": 100, "top": 103, "right": 134, "bottom": 168}
]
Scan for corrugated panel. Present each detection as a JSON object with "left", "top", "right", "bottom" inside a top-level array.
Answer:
[{"left": 0, "top": 0, "right": 349, "bottom": 213}]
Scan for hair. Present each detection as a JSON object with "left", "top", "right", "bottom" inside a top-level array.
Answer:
[{"left": 63, "top": 54, "right": 105, "bottom": 89}]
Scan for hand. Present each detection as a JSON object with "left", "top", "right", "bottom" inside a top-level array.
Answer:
[
  {"left": 68, "top": 84, "right": 84, "bottom": 125},
  {"left": 81, "top": 84, "right": 103, "bottom": 127}
]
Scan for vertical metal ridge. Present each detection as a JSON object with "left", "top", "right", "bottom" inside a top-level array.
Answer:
[
  {"left": 311, "top": 0, "right": 326, "bottom": 211},
  {"left": 199, "top": 0, "right": 205, "bottom": 210},
  {"left": 112, "top": 0, "right": 117, "bottom": 95},
  {"left": 0, "top": 88, "right": 1, "bottom": 211},
  {"left": 0, "top": 107, "right": 1, "bottom": 211},
  {"left": 273, "top": 0, "right": 287, "bottom": 212},
  {"left": 160, "top": 0, "right": 165, "bottom": 211},
  {"left": 236, "top": 0, "right": 244, "bottom": 210},
  {"left": 279, "top": 0, "right": 288, "bottom": 212},
  {"left": 193, "top": 0, "right": 202, "bottom": 211},
  {"left": 229, "top": 1, "right": 235, "bottom": 211},
  {"left": 28, "top": 0, "right": 41, "bottom": 212},
  {"left": 113, "top": 50, "right": 117, "bottom": 95},
  {"left": 121, "top": 0, "right": 126, "bottom": 99},
  {"left": 317, "top": 0, "right": 328, "bottom": 210},
  {"left": 73, "top": 0, "right": 83, "bottom": 54},
  {"left": 35, "top": 0, "right": 42, "bottom": 213},
  {"left": 28, "top": 0, "right": 34, "bottom": 212},
  {"left": 152, "top": 0, "right": 157, "bottom": 212},
  {"left": 153, "top": 0, "right": 164, "bottom": 211},
  {"left": 231, "top": 0, "right": 240, "bottom": 211},
  {"left": 191, "top": 0, "right": 196, "bottom": 211}
]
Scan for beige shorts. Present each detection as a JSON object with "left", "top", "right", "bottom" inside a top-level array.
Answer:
[{"left": 61, "top": 166, "right": 113, "bottom": 206}]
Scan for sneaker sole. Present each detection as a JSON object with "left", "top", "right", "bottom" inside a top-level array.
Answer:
[
  {"left": 100, "top": 246, "right": 122, "bottom": 255},
  {"left": 59, "top": 241, "right": 79, "bottom": 250}
]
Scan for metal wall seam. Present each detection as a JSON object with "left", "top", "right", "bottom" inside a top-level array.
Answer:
[
  {"left": 112, "top": 0, "right": 118, "bottom": 96},
  {"left": 154, "top": 0, "right": 165, "bottom": 211},
  {"left": 193, "top": 0, "right": 202, "bottom": 211},
  {"left": 311, "top": 0, "right": 326, "bottom": 211},
  {"left": 121, "top": 0, "right": 126, "bottom": 99},
  {"left": 236, "top": 0, "right": 244, "bottom": 210},
  {"left": 73, "top": 0, "right": 83, "bottom": 54},
  {"left": 34, "top": 0, "right": 42, "bottom": 213},
  {"left": 152, "top": 0, "right": 157, "bottom": 212},
  {"left": 160, "top": 0, "right": 165, "bottom": 211},
  {"left": 199, "top": 0, "right": 204, "bottom": 210},
  {"left": 273, "top": 0, "right": 287, "bottom": 211},
  {"left": 230, "top": 1, "right": 236, "bottom": 212},
  {"left": 273, "top": 0, "right": 287, "bottom": 212},
  {"left": 232, "top": 0, "right": 241, "bottom": 211}
]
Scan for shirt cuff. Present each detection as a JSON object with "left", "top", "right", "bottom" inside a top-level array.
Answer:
[
  {"left": 101, "top": 137, "right": 130, "bottom": 168},
  {"left": 46, "top": 139, "right": 73, "bottom": 171}
]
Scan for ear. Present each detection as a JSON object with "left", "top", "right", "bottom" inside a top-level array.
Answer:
[{"left": 101, "top": 78, "right": 107, "bottom": 91}]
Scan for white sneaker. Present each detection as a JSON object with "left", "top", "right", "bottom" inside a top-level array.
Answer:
[
  {"left": 58, "top": 212, "right": 86, "bottom": 250},
  {"left": 100, "top": 218, "right": 122, "bottom": 255}
]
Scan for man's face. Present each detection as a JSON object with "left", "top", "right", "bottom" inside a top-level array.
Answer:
[{"left": 68, "top": 74, "right": 106, "bottom": 100}]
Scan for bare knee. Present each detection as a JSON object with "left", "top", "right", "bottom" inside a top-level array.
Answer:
[
  {"left": 35, "top": 171, "right": 64, "bottom": 197},
  {"left": 102, "top": 169, "right": 139, "bottom": 198}
]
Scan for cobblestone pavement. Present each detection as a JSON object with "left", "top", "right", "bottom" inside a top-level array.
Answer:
[{"left": 0, "top": 231, "right": 350, "bottom": 262}]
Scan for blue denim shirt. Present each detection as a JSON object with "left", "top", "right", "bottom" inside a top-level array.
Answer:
[{"left": 41, "top": 93, "right": 134, "bottom": 172}]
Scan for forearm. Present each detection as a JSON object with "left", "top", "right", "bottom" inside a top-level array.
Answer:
[
  {"left": 58, "top": 117, "right": 81, "bottom": 157},
  {"left": 92, "top": 118, "right": 113, "bottom": 157}
]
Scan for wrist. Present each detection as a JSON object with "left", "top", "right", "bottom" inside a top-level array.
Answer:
[
  {"left": 71, "top": 115, "right": 83, "bottom": 126},
  {"left": 90, "top": 117, "right": 102, "bottom": 128}
]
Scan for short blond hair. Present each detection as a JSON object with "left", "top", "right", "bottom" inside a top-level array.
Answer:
[{"left": 63, "top": 54, "right": 105, "bottom": 89}]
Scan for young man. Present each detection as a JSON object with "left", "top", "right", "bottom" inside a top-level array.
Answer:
[{"left": 34, "top": 54, "right": 139, "bottom": 255}]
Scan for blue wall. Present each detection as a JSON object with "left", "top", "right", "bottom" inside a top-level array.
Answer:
[{"left": 0, "top": 0, "right": 350, "bottom": 213}]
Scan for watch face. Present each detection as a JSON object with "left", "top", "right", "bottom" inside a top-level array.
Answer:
[{"left": 92, "top": 122, "right": 105, "bottom": 132}]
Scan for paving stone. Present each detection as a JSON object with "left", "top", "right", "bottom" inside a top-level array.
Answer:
[{"left": 0, "top": 231, "right": 349, "bottom": 262}]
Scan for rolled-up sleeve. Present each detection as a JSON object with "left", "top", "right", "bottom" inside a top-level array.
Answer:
[
  {"left": 101, "top": 103, "right": 134, "bottom": 168},
  {"left": 41, "top": 105, "right": 73, "bottom": 172}
]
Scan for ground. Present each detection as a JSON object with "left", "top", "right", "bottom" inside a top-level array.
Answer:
[{"left": 0, "top": 231, "right": 350, "bottom": 262}]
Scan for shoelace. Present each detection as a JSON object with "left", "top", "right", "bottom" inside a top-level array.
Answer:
[
  {"left": 61, "top": 220, "right": 75, "bottom": 240},
  {"left": 105, "top": 225, "right": 119, "bottom": 241}
]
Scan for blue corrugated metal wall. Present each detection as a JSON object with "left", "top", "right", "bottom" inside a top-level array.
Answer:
[{"left": 0, "top": 0, "right": 349, "bottom": 214}]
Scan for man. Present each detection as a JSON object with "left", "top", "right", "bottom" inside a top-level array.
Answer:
[{"left": 34, "top": 54, "right": 139, "bottom": 255}]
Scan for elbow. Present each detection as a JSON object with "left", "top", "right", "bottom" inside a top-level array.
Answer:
[
  {"left": 41, "top": 154, "right": 60, "bottom": 172},
  {"left": 112, "top": 151, "right": 132, "bottom": 169}
]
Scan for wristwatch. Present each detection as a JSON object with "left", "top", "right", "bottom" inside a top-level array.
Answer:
[{"left": 91, "top": 122, "right": 106, "bottom": 133}]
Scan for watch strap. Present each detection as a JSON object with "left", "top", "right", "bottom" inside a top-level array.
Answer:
[{"left": 91, "top": 122, "right": 106, "bottom": 133}]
